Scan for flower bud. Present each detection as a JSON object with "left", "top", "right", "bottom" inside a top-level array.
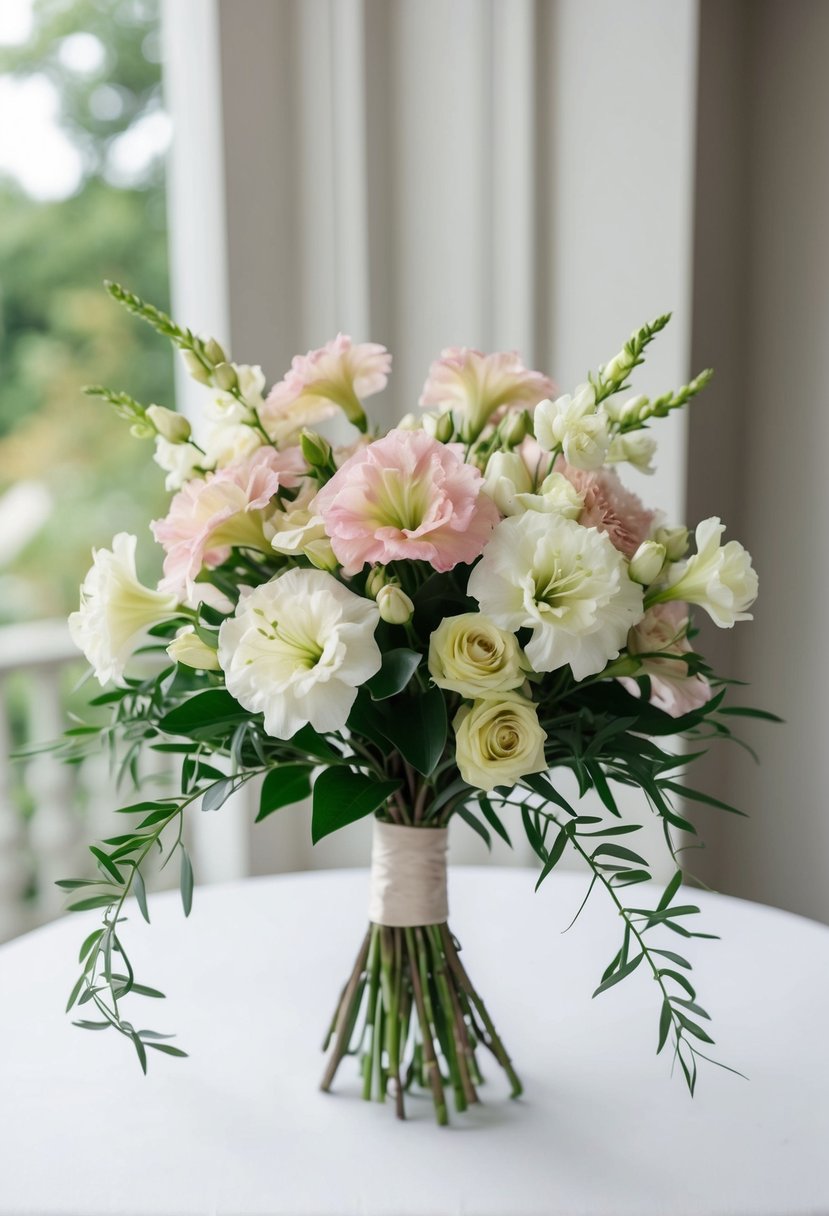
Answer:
[
  {"left": 376, "top": 584, "right": 414, "bottom": 626},
  {"left": 654, "top": 525, "right": 690, "bottom": 562},
  {"left": 303, "top": 537, "right": 338, "bottom": 572},
  {"left": 167, "top": 626, "right": 221, "bottom": 672},
  {"left": 396, "top": 413, "right": 421, "bottom": 431},
  {"left": 431, "top": 412, "right": 453, "bottom": 443},
  {"left": 182, "top": 349, "right": 212, "bottom": 385},
  {"left": 300, "top": 429, "right": 334, "bottom": 469},
  {"left": 629, "top": 540, "right": 667, "bottom": 586},
  {"left": 129, "top": 420, "right": 155, "bottom": 439},
  {"left": 500, "top": 409, "right": 531, "bottom": 448},
  {"left": 203, "top": 337, "right": 226, "bottom": 366},
  {"left": 213, "top": 362, "right": 238, "bottom": 393},
  {"left": 421, "top": 412, "right": 440, "bottom": 438},
  {"left": 603, "top": 347, "right": 636, "bottom": 383},
  {"left": 146, "top": 404, "right": 191, "bottom": 444},
  {"left": 365, "top": 565, "right": 388, "bottom": 599}
]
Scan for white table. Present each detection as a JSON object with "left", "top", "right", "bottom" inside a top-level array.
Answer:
[{"left": 1, "top": 867, "right": 827, "bottom": 1216}]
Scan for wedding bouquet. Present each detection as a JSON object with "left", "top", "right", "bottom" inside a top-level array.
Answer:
[{"left": 59, "top": 283, "right": 768, "bottom": 1124}]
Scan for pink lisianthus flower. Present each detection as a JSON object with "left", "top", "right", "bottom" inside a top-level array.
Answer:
[
  {"left": 152, "top": 446, "right": 305, "bottom": 599},
  {"left": 419, "top": 348, "right": 554, "bottom": 441},
  {"left": 259, "top": 334, "right": 391, "bottom": 443},
  {"left": 312, "top": 428, "right": 499, "bottom": 575},
  {"left": 618, "top": 602, "right": 712, "bottom": 718},
  {"left": 558, "top": 460, "right": 655, "bottom": 558}
]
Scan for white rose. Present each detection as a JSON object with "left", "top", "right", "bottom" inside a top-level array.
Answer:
[
  {"left": 218, "top": 569, "right": 381, "bottom": 738},
  {"left": 429, "top": 613, "right": 527, "bottom": 698},
  {"left": 659, "top": 517, "right": 758, "bottom": 628},
  {"left": 68, "top": 533, "right": 179, "bottom": 686},
  {"left": 468, "top": 512, "right": 644, "bottom": 680},
  {"left": 454, "top": 694, "right": 547, "bottom": 792}
]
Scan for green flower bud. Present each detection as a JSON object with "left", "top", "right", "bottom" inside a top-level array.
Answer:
[
  {"left": 203, "top": 337, "right": 226, "bottom": 366},
  {"left": 182, "top": 350, "right": 212, "bottom": 385},
  {"left": 500, "top": 409, "right": 531, "bottom": 448},
  {"left": 365, "top": 566, "right": 389, "bottom": 599},
  {"left": 303, "top": 538, "right": 338, "bottom": 572},
  {"left": 300, "top": 429, "right": 334, "bottom": 469},
  {"left": 653, "top": 525, "right": 690, "bottom": 562},
  {"left": 433, "top": 412, "right": 455, "bottom": 443},
  {"left": 129, "top": 421, "right": 155, "bottom": 439},
  {"left": 377, "top": 584, "right": 414, "bottom": 626},
  {"left": 629, "top": 540, "right": 667, "bottom": 586},
  {"left": 146, "top": 404, "right": 191, "bottom": 444},
  {"left": 213, "top": 362, "right": 238, "bottom": 392}
]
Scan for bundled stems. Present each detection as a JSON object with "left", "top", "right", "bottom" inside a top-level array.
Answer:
[{"left": 321, "top": 920, "right": 521, "bottom": 1125}]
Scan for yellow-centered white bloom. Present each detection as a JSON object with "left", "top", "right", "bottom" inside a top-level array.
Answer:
[
  {"left": 218, "top": 569, "right": 381, "bottom": 738},
  {"left": 454, "top": 694, "right": 547, "bottom": 792},
  {"left": 534, "top": 385, "right": 609, "bottom": 470},
  {"left": 68, "top": 533, "right": 179, "bottom": 686},
  {"left": 429, "top": 612, "right": 527, "bottom": 698},
  {"left": 629, "top": 540, "right": 667, "bottom": 586},
  {"left": 376, "top": 584, "right": 414, "bottom": 625},
  {"left": 606, "top": 431, "right": 657, "bottom": 474},
  {"left": 468, "top": 513, "right": 644, "bottom": 680},
  {"left": 167, "top": 625, "right": 221, "bottom": 671},
  {"left": 658, "top": 517, "right": 758, "bottom": 627}
]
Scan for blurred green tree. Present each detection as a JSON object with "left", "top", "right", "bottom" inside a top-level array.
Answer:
[{"left": 0, "top": 0, "right": 171, "bottom": 622}]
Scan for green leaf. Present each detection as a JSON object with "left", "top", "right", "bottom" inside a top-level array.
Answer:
[
  {"left": 146, "top": 1043, "right": 189, "bottom": 1058},
  {"left": 657, "top": 870, "right": 683, "bottom": 911},
  {"left": 256, "top": 765, "right": 312, "bottom": 821},
  {"left": 78, "top": 929, "right": 104, "bottom": 964},
  {"left": 365, "top": 648, "right": 421, "bottom": 700},
  {"left": 287, "top": 723, "right": 341, "bottom": 763},
  {"left": 311, "top": 768, "right": 402, "bottom": 844},
  {"left": 90, "top": 846, "right": 123, "bottom": 884},
  {"left": 651, "top": 947, "right": 691, "bottom": 969},
  {"left": 478, "top": 797, "right": 512, "bottom": 847},
  {"left": 66, "top": 974, "right": 86, "bottom": 1013},
  {"left": 159, "top": 690, "right": 250, "bottom": 737},
  {"left": 67, "top": 895, "right": 118, "bottom": 912},
  {"left": 717, "top": 705, "right": 783, "bottom": 722},
  {"left": 379, "top": 684, "right": 447, "bottom": 776},
  {"left": 72, "top": 1020, "right": 111, "bottom": 1031},
  {"left": 591, "top": 842, "right": 649, "bottom": 867},
  {"left": 657, "top": 1001, "right": 673, "bottom": 1054},
  {"left": 131, "top": 1033, "right": 148, "bottom": 1075},
  {"left": 180, "top": 849, "right": 194, "bottom": 918},
  {"left": 676, "top": 1012, "right": 715, "bottom": 1044},
  {"left": 523, "top": 772, "right": 577, "bottom": 817},
  {"left": 130, "top": 983, "right": 166, "bottom": 999},
  {"left": 535, "top": 824, "right": 571, "bottom": 891},
  {"left": 658, "top": 969, "right": 696, "bottom": 998},
  {"left": 592, "top": 951, "right": 643, "bottom": 997},
  {"left": 133, "top": 868, "right": 150, "bottom": 924},
  {"left": 201, "top": 777, "right": 237, "bottom": 812}
]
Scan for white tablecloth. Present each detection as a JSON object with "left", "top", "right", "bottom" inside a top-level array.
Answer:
[{"left": 1, "top": 867, "right": 827, "bottom": 1216}]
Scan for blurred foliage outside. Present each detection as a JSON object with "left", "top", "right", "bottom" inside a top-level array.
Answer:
[{"left": 0, "top": 0, "right": 171, "bottom": 625}]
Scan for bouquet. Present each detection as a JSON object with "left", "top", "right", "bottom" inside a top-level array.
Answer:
[{"left": 58, "top": 283, "right": 769, "bottom": 1124}]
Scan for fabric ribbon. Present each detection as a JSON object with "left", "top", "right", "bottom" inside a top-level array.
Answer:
[{"left": 368, "top": 820, "right": 449, "bottom": 927}]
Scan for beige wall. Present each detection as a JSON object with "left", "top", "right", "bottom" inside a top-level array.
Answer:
[{"left": 690, "top": 0, "right": 829, "bottom": 922}]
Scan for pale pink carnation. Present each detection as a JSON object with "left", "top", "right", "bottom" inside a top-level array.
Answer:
[
  {"left": 260, "top": 334, "right": 391, "bottom": 443},
  {"left": 312, "top": 428, "right": 499, "bottom": 575},
  {"left": 558, "top": 461, "right": 655, "bottom": 558},
  {"left": 152, "top": 447, "right": 305, "bottom": 598},
  {"left": 618, "top": 602, "right": 712, "bottom": 718},
  {"left": 419, "top": 348, "right": 554, "bottom": 439}
]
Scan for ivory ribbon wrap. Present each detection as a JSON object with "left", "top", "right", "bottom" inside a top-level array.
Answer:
[{"left": 368, "top": 821, "right": 449, "bottom": 927}]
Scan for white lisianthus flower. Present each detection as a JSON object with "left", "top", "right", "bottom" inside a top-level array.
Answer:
[
  {"left": 606, "top": 432, "right": 657, "bottom": 474},
  {"left": 454, "top": 694, "right": 547, "bottom": 792},
  {"left": 429, "top": 612, "right": 527, "bottom": 698},
  {"left": 68, "top": 533, "right": 179, "bottom": 685},
  {"left": 534, "top": 385, "right": 610, "bottom": 470},
  {"left": 468, "top": 513, "right": 644, "bottom": 679},
  {"left": 218, "top": 569, "right": 381, "bottom": 738},
  {"left": 207, "top": 364, "right": 267, "bottom": 425},
  {"left": 153, "top": 437, "right": 205, "bottom": 491},
  {"left": 657, "top": 517, "right": 758, "bottom": 627},
  {"left": 167, "top": 625, "right": 221, "bottom": 671}
]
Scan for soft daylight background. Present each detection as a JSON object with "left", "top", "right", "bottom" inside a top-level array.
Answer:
[{"left": 0, "top": 0, "right": 823, "bottom": 941}]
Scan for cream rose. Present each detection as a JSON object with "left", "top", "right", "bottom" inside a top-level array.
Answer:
[
  {"left": 454, "top": 694, "right": 547, "bottom": 792},
  {"left": 429, "top": 613, "right": 527, "bottom": 698}
]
